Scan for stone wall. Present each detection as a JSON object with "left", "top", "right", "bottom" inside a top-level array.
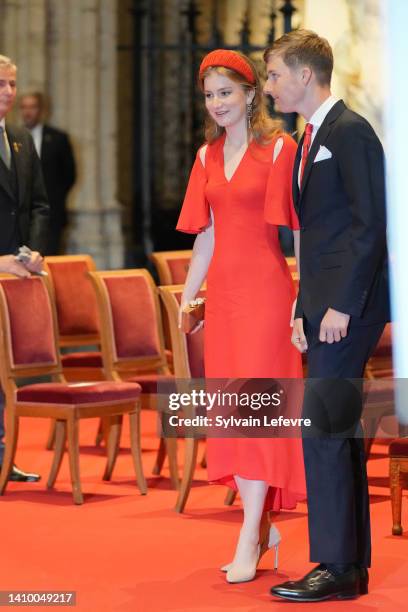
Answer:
[{"left": 0, "top": 0, "right": 123, "bottom": 268}]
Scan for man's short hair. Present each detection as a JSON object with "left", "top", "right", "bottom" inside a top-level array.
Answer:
[
  {"left": 0, "top": 54, "right": 17, "bottom": 71},
  {"left": 20, "top": 91, "right": 45, "bottom": 108},
  {"left": 264, "top": 29, "right": 333, "bottom": 87}
]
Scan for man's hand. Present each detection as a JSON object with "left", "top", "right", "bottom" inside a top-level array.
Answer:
[
  {"left": 24, "top": 250, "right": 44, "bottom": 274},
  {"left": 291, "top": 317, "right": 308, "bottom": 353},
  {"left": 0, "top": 255, "right": 30, "bottom": 278},
  {"left": 319, "top": 307, "right": 350, "bottom": 343}
]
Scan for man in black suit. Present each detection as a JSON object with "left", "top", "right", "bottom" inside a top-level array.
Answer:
[
  {"left": 263, "top": 31, "right": 389, "bottom": 601},
  {"left": 19, "top": 92, "right": 76, "bottom": 254},
  {"left": 0, "top": 54, "right": 49, "bottom": 482}
]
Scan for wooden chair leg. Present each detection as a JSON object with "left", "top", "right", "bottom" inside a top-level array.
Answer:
[
  {"left": 175, "top": 437, "right": 198, "bottom": 513},
  {"left": 66, "top": 417, "right": 84, "bottom": 505},
  {"left": 200, "top": 447, "right": 207, "bottom": 469},
  {"left": 390, "top": 458, "right": 403, "bottom": 535},
  {"left": 0, "top": 412, "right": 19, "bottom": 495},
  {"left": 103, "top": 415, "right": 122, "bottom": 481},
  {"left": 362, "top": 417, "right": 380, "bottom": 460},
  {"left": 164, "top": 437, "right": 179, "bottom": 490},
  {"left": 95, "top": 418, "right": 104, "bottom": 447},
  {"left": 47, "top": 420, "right": 67, "bottom": 488},
  {"left": 46, "top": 419, "right": 56, "bottom": 450},
  {"left": 129, "top": 410, "right": 147, "bottom": 495},
  {"left": 152, "top": 438, "right": 166, "bottom": 475},
  {"left": 364, "top": 437, "right": 375, "bottom": 460},
  {"left": 224, "top": 489, "right": 237, "bottom": 506}
]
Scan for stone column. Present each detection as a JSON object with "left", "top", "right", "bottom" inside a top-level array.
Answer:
[
  {"left": 223, "top": 0, "right": 247, "bottom": 45},
  {"left": 0, "top": 0, "right": 47, "bottom": 120},
  {"left": 383, "top": 0, "right": 408, "bottom": 394},
  {"left": 99, "top": 0, "right": 123, "bottom": 268},
  {"left": 47, "top": 0, "right": 124, "bottom": 268},
  {"left": 304, "top": 0, "right": 384, "bottom": 139}
]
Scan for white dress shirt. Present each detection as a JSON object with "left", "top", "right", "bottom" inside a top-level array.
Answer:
[
  {"left": 30, "top": 123, "right": 43, "bottom": 157},
  {"left": 0, "top": 116, "right": 11, "bottom": 160},
  {"left": 298, "top": 95, "right": 339, "bottom": 187}
]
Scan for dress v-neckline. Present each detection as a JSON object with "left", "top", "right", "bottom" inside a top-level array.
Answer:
[{"left": 222, "top": 134, "right": 249, "bottom": 183}]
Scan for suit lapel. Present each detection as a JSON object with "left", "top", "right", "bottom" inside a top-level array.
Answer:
[
  {"left": 0, "top": 127, "right": 15, "bottom": 201},
  {"left": 7, "top": 126, "right": 25, "bottom": 206},
  {"left": 292, "top": 134, "right": 303, "bottom": 212},
  {"left": 299, "top": 100, "right": 347, "bottom": 199},
  {"left": 40, "top": 124, "right": 49, "bottom": 159}
]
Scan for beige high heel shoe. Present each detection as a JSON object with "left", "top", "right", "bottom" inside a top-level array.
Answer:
[{"left": 223, "top": 524, "right": 281, "bottom": 583}]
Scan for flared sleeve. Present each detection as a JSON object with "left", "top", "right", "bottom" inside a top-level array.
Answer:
[
  {"left": 176, "top": 146, "right": 210, "bottom": 234},
  {"left": 264, "top": 133, "right": 300, "bottom": 230}
]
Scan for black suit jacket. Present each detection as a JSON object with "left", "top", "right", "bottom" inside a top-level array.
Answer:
[
  {"left": 0, "top": 125, "right": 49, "bottom": 255},
  {"left": 293, "top": 100, "right": 390, "bottom": 327},
  {"left": 40, "top": 124, "right": 76, "bottom": 228}
]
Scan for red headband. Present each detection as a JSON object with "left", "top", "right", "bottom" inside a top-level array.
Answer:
[{"left": 199, "top": 50, "right": 255, "bottom": 85}]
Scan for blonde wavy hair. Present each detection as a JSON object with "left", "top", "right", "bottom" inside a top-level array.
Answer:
[{"left": 198, "top": 52, "right": 282, "bottom": 145}]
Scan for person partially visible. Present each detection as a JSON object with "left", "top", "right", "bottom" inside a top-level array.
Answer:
[
  {"left": 263, "top": 30, "right": 389, "bottom": 602},
  {"left": 19, "top": 92, "right": 76, "bottom": 255},
  {"left": 0, "top": 54, "right": 49, "bottom": 482},
  {"left": 177, "top": 49, "right": 305, "bottom": 584}
]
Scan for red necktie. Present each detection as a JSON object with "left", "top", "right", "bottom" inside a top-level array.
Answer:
[{"left": 300, "top": 122, "right": 313, "bottom": 186}]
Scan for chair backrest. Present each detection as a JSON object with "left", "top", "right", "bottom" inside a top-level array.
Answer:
[
  {"left": 44, "top": 255, "right": 100, "bottom": 347},
  {"left": 150, "top": 250, "right": 192, "bottom": 285},
  {"left": 158, "top": 285, "right": 205, "bottom": 379},
  {"left": 0, "top": 276, "right": 61, "bottom": 387},
  {"left": 88, "top": 269, "right": 169, "bottom": 376}
]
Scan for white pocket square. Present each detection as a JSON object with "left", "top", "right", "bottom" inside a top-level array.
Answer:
[{"left": 314, "top": 145, "right": 332, "bottom": 162}]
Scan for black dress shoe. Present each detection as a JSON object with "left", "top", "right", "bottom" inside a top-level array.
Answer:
[
  {"left": 271, "top": 565, "right": 366, "bottom": 602},
  {"left": 3, "top": 465, "right": 41, "bottom": 482}
]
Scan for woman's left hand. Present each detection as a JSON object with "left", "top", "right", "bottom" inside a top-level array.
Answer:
[{"left": 290, "top": 298, "right": 297, "bottom": 327}]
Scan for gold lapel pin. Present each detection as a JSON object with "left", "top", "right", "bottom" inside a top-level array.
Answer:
[{"left": 13, "top": 142, "right": 22, "bottom": 153}]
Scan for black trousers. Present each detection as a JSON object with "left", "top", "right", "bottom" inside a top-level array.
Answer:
[{"left": 302, "top": 320, "right": 385, "bottom": 568}]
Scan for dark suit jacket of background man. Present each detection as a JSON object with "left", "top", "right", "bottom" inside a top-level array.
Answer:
[
  {"left": 0, "top": 124, "right": 49, "bottom": 465},
  {"left": 40, "top": 124, "right": 76, "bottom": 254},
  {"left": 294, "top": 99, "right": 389, "bottom": 327},
  {"left": 0, "top": 125, "right": 49, "bottom": 254}
]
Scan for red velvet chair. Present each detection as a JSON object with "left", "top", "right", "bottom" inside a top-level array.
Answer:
[
  {"left": 159, "top": 285, "right": 236, "bottom": 511},
  {"left": 44, "top": 255, "right": 103, "bottom": 381},
  {"left": 44, "top": 255, "right": 106, "bottom": 448},
  {"left": 389, "top": 437, "right": 408, "bottom": 535},
  {"left": 366, "top": 323, "right": 393, "bottom": 379},
  {"left": 158, "top": 284, "right": 206, "bottom": 512},
  {"left": 150, "top": 250, "right": 192, "bottom": 285},
  {"left": 0, "top": 275, "right": 146, "bottom": 504},
  {"left": 362, "top": 325, "right": 394, "bottom": 458},
  {"left": 149, "top": 250, "right": 194, "bottom": 373},
  {"left": 285, "top": 256, "right": 299, "bottom": 285},
  {"left": 87, "top": 269, "right": 179, "bottom": 489}
]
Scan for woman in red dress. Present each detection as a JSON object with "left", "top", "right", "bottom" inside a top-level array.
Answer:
[{"left": 177, "top": 50, "right": 305, "bottom": 583}]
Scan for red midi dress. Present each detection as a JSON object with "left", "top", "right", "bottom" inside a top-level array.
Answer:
[{"left": 177, "top": 133, "right": 306, "bottom": 511}]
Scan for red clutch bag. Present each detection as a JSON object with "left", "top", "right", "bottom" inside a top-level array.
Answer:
[{"left": 181, "top": 298, "right": 205, "bottom": 334}]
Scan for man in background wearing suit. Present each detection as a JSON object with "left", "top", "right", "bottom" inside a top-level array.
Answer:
[
  {"left": 19, "top": 92, "right": 76, "bottom": 254},
  {"left": 263, "top": 31, "right": 389, "bottom": 601},
  {"left": 0, "top": 54, "right": 49, "bottom": 482}
]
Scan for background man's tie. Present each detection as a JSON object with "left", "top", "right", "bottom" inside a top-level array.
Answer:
[
  {"left": 300, "top": 122, "right": 313, "bottom": 186},
  {"left": 0, "top": 126, "right": 11, "bottom": 170}
]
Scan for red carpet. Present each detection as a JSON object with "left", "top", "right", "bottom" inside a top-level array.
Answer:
[{"left": 2, "top": 413, "right": 407, "bottom": 611}]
